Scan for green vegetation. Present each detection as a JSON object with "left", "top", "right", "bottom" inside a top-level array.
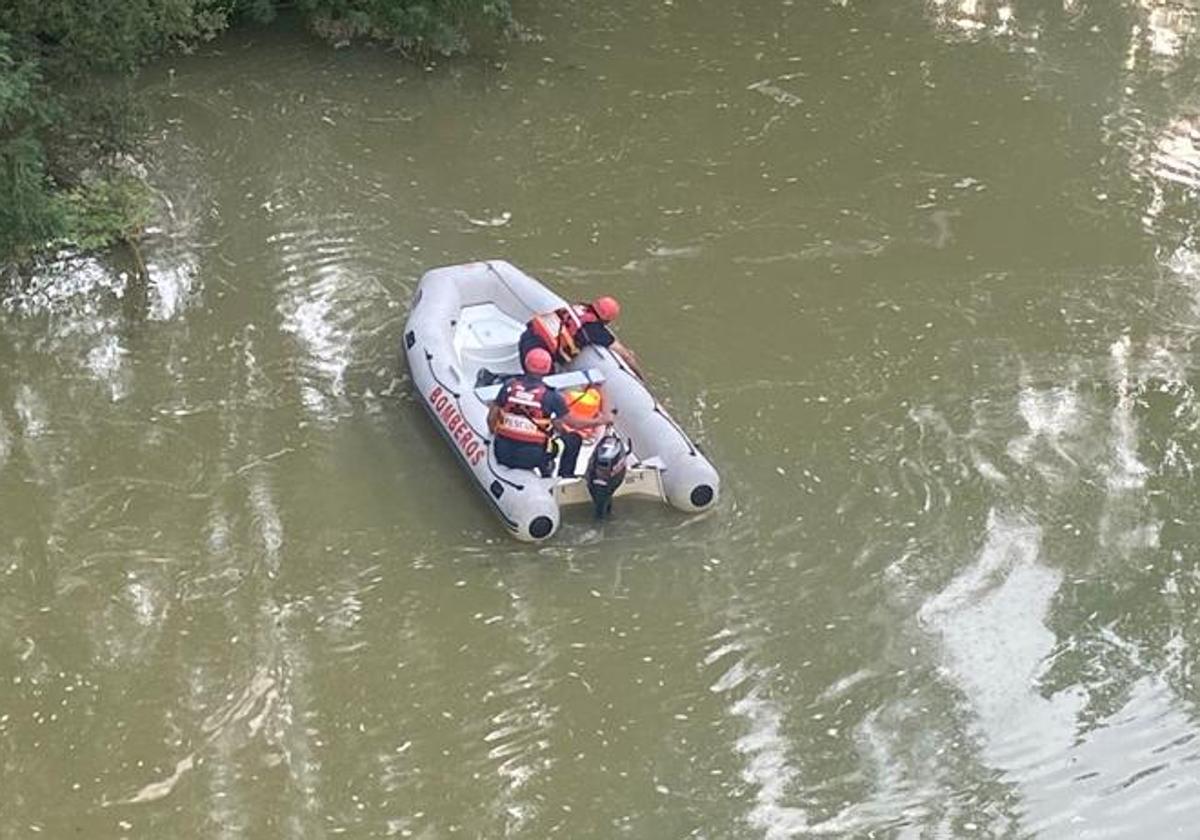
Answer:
[
  {"left": 0, "top": 2, "right": 229, "bottom": 262},
  {"left": 0, "top": 0, "right": 514, "bottom": 266},
  {"left": 282, "top": 0, "right": 514, "bottom": 56},
  {"left": 59, "top": 173, "right": 156, "bottom": 252}
]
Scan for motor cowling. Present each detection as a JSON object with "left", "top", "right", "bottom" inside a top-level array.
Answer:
[{"left": 585, "top": 432, "right": 628, "bottom": 518}]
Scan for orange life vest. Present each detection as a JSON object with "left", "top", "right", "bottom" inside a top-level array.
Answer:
[
  {"left": 529, "top": 304, "right": 600, "bottom": 364},
  {"left": 494, "top": 379, "right": 553, "bottom": 445}
]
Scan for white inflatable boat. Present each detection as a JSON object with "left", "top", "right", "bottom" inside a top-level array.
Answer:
[{"left": 403, "top": 260, "right": 719, "bottom": 541}]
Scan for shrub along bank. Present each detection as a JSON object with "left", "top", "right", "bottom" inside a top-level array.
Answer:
[{"left": 0, "top": 0, "right": 514, "bottom": 266}]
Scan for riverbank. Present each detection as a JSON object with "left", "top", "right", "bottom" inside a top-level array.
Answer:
[{"left": 0, "top": 0, "right": 515, "bottom": 277}]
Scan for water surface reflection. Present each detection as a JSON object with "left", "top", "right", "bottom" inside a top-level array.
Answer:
[{"left": 4, "top": 0, "right": 1200, "bottom": 836}]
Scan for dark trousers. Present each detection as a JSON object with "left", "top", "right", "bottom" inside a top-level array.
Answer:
[
  {"left": 494, "top": 433, "right": 582, "bottom": 478},
  {"left": 556, "top": 432, "right": 582, "bottom": 478}
]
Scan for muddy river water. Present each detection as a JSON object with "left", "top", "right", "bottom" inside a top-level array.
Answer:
[{"left": 4, "top": 1, "right": 1200, "bottom": 837}]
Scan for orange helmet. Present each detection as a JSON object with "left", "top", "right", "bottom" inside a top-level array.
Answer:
[
  {"left": 523, "top": 348, "right": 552, "bottom": 375},
  {"left": 564, "top": 386, "right": 602, "bottom": 421},
  {"left": 591, "top": 296, "right": 620, "bottom": 322}
]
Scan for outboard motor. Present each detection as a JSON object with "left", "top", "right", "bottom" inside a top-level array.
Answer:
[{"left": 585, "top": 432, "right": 628, "bottom": 518}]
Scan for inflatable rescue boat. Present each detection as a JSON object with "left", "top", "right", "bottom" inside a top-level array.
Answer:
[{"left": 403, "top": 260, "right": 719, "bottom": 541}]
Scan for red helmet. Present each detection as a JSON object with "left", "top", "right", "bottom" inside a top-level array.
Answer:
[
  {"left": 591, "top": 295, "right": 620, "bottom": 322},
  {"left": 524, "top": 347, "right": 553, "bottom": 375}
]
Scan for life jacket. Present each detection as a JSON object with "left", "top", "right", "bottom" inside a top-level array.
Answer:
[
  {"left": 494, "top": 378, "right": 553, "bottom": 445},
  {"left": 529, "top": 304, "right": 600, "bottom": 364}
]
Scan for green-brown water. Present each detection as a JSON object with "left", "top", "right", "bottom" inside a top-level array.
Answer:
[{"left": 5, "top": 1, "right": 1200, "bottom": 836}]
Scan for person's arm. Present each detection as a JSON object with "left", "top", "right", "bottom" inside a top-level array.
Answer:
[
  {"left": 584, "top": 322, "right": 646, "bottom": 379},
  {"left": 610, "top": 339, "right": 645, "bottom": 379},
  {"left": 552, "top": 410, "right": 613, "bottom": 433}
]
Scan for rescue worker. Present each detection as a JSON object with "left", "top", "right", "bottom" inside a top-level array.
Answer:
[
  {"left": 488, "top": 348, "right": 611, "bottom": 478},
  {"left": 518, "top": 295, "right": 645, "bottom": 379}
]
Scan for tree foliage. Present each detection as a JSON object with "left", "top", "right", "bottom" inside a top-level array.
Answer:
[
  {"left": 5, "top": 1, "right": 232, "bottom": 76},
  {"left": 0, "top": 1, "right": 229, "bottom": 260},
  {"left": 0, "top": 31, "right": 64, "bottom": 258},
  {"left": 0, "top": 0, "right": 514, "bottom": 263},
  {"left": 297, "top": 0, "right": 514, "bottom": 55}
]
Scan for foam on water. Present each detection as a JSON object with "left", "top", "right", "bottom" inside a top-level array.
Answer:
[
  {"left": 85, "top": 333, "right": 129, "bottom": 402},
  {"left": 279, "top": 283, "right": 351, "bottom": 417},
  {"left": 248, "top": 474, "right": 284, "bottom": 578},
  {"left": 0, "top": 411, "right": 10, "bottom": 472},
  {"left": 1, "top": 241, "right": 197, "bottom": 404},
  {"left": 1167, "top": 243, "right": 1200, "bottom": 317},
  {"left": 13, "top": 384, "right": 48, "bottom": 440},
  {"left": 272, "top": 218, "right": 380, "bottom": 422},
  {"left": 146, "top": 257, "right": 197, "bottom": 321},
  {"left": 1006, "top": 380, "right": 1084, "bottom": 486},
  {"left": 4, "top": 256, "right": 131, "bottom": 395},
  {"left": 1, "top": 254, "right": 126, "bottom": 318},
  {"left": 1106, "top": 336, "right": 1150, "bottom": 492}
]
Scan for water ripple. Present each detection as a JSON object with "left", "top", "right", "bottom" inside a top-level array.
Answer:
[
  {"left": 272, "top": 217, "right": 389, "bottom": 421},
  {"left": 703, "top": 625, "right": 809, "bottom": 839},
  {"left": 919, "top": 509, "right": 1088, "bottom": 825},
  {"left": 477, "top": 593, "right": 558, "bottom": 834}
]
